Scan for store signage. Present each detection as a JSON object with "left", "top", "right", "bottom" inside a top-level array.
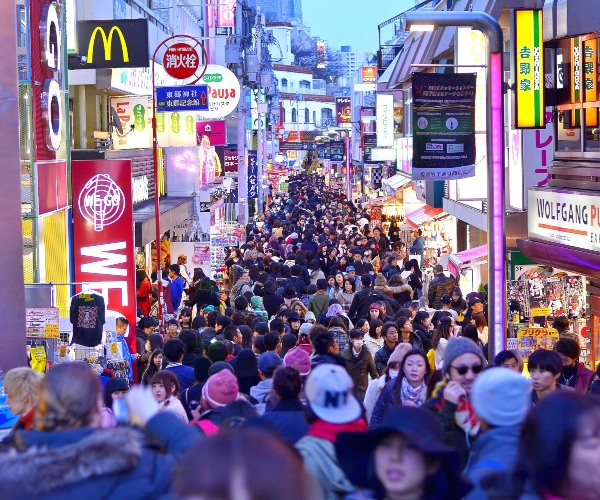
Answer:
[
  {"left": 330, "top": 141, "right": 344, "bottom": 162},
  {"left": 35, "top": 0, "right": 64, "bottom": 156},
  {"left": 196, "top": 64, "right": 240, "bottom": 119},
  {"left": 36, "top": 160, "right": 68, "bottom": 215},
  {"left": 376, "top": 94, "right": 394, "bottom": 147},
  {"left": 66, "top": 0, "right": 77, "bottom": 53},
  {"left": 570, "top": 37, "right": 582, "bottom": 127},
  {"left": 363, "top": 134, "right": 378, "bottom": 164},
  {"left": 584, "top": 39, "right": 598, "bottom": 127},
  {"left": 396, "top": 137, "right": 413, "bottom": 174},
  {"left": 77, "top": 19, "right": 149, "bottom": 69},
  {"left": 511, "top": 9, "right": 545, "bottom": 128},
  {"left": 217, "top": 0, "right": 235, "bottom": 27},
  {"left": 156, "top": 85, "right": 208, "bottom": 112},
  {"left": 156, "top": 111, "right": 197, "bottom": 147},
  {"left": 72, "top": 160, "right": 136, "bottom": 343},
  {"left": 517, "top": 327, "right": 559, "bottom": 361},
  {"left": 362, "top": 66, "right": 377, "bottom": 83},
  {"left": 411, "top": 72, "right": 476, "bottom": 180},
  {"left": 247, "top": 150, "right": 258, "bottom": 200},
  {"left": 528, "top": 188, "right": 600, "bottom": 252},
  {"left": 223, "top": 148, "right": 239, "bottom": 173},
  {"left": 110, "top": 96, "right": 152, "bottom": 149},
  {"left": 354, "top": 83, "right": 377, "bottom": 92},
  {"left": 163, "top": 43, "right": 201, "bottom": 79},
  {"left": 110, "top": 64, "right": 178, "bottom": 96},
  {"left": 196, "top": 120, "right": 226, "bottom": 146},
  {"left": 371, "top": 148, "right": 396, "bottom": 161},
  {"left": 336, "top": 97, "right": 351, "bottom": 126}
]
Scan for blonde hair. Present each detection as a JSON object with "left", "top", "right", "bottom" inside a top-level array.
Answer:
[
  {"left": 4, "top": 367, "right": 43, "bottom": 412},
  {"left": 36, "top": 362, "right": 100, "bottom": 431},
  {"left": 290, "top": 300, "right": 308, "bottom": 317}
]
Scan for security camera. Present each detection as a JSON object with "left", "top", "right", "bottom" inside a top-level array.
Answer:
[{"left": 68, "top": 53, "right": 88, "bottom": 69}]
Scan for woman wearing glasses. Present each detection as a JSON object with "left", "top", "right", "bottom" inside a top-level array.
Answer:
[{"left": 423, "top": 337, "right": 486, "bottom": 470}]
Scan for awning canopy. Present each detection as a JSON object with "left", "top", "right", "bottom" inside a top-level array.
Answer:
[
  {"left": 448, "top": 245, "right": 488, "bottom": 277},
  {"left": 405, "top": 204, "right": 445, "bottom": 229},
  {"left": 134, "top": 197, "right": 193, "bottom": 247},
  {"left": 382, "top": 174, "right": 412, "bottom": 194}
]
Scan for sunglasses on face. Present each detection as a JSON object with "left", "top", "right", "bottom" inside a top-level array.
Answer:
[{"left": 450, "top": 364, "right": 484, "bottom": 375}]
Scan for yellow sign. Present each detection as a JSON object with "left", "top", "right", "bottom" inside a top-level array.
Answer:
[
  {"left": 512, "top": 10, "right": 545, "bottom": 128},
  {"left": 517, "top": 327, "right": 559, "bottom": 361},
  {"left": 584, "top": 39, "right": 598, "bottom": 127},
  {"left": 87, "top": 26, "right": 129, "bottom": 63},
  {"left": 530, "top": 307, "right": 552, "bottom": 317},
  {"left": 44, "top": 324, "right": 59, "bottom": 338}
]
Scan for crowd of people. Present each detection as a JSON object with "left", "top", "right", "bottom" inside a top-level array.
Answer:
[{"left": 3, "top": 174, "right": 600, "bottom": 499}]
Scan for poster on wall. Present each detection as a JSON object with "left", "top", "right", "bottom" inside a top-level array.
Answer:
[
  {"left": 170, "top": 213, "right": 211, "bottom": 243},
  {"left": 110, "top": 97, "right": 152, "bottom": 149},
  {"left": 336, "top": 97, "right": 351, "bottom": 126},
  {"left": 517, "top": 327, "right": 559, "bottom": 361},
  {"left": 411, "top": 72, "right": 476, "bottom": 180}
]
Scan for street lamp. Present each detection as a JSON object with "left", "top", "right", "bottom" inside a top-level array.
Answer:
[{"left": 405, "top": 11, "right": 505, "bottom": 363}]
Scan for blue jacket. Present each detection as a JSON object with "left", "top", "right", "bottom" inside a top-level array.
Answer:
[
  {"left": 166, "top": 363, "right": 196, "bottom": 393},
  {"left": 409, "top": 236, "right": 425, "bottom": 255},
  {"left": 465, "top": 425, "right": 522, "bottom": 500},
  {"left": 260, "top": 399, "right": 309, "bottom": 444},
  {"left": 0, "top": 413, "right": 201, "bottom": 499},
  {"left": 171, "top": 276, "right": 184, "bottom": 310}
]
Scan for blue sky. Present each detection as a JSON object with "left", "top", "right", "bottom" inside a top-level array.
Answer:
[{"left": 302, "top": 0, "right": 415, "bottom": 53}]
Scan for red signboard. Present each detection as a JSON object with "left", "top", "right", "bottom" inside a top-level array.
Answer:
[
  {"left": 163, "top": 43, "right": 200, "bottom": 79},
  {"left": 196, "top": 120, "right": 226, "bottom": 146},
  {"left": 362, "top": 66, "right": 377, "bottom": 83},
  {"left": 217, "top": 0, "right": 235, "bottom": 27},
  {"left": 72, "top": 160, "right": 137, "bottom": 353},
  {"left": 36, "top": 160, "right": 68, "bottom": 215},
  {"left": 223, "top": 148, "right": 239, "bottom": 173}
]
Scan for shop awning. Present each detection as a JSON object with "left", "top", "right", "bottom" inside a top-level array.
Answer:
[
  {"left": 134, "top": 197, "right": 193, "bottom": 247},
  {"left": 382, "top": 174, "right": 412, "bottom": 194},
  {"left": 448, "top": 245, "right": 488, "bottom": 277},
  {"left": 405, "top": 204, "right": 445, "bottom": 229}
]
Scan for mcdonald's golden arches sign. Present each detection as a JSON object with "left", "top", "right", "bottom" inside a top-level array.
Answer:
[{"left": 77, "top": 19, "right": 149, "bottom": 69}]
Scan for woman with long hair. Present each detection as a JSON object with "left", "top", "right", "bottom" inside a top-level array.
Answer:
[
  {"left": 142, "top": 348, "right": 165, "bottom": 386},
  {"left": 431, "top": 316, "right": 453, "bottom": 368},
  {"left": 326, "top": 315, "right": 349, "bottom": 353},
  {"left": 308, "top": 259, "right": 325, "bottom": 285},
  {"left": 370, "top": 349, "right": 431, "bottom": 428},
  {"left": 335, "top": 278, "right": 355, "bottom": 315},
  {"left": 365, "top": 318, "right": 384, "bottom": 359},
  {"left": 404, "top": 259, "right": 423, "bottom": 300},
  {"left": 290, "top": 299, "right": 308, "bottom": 319},
  {"left": 472, "top": 311, "right": 488, "bottom": 345},
  {"left": 329, "top": 273, "right": 345, "bottom": 300},
  {"left": 151, "top": 371, "right": 188, "bottom": 422}
]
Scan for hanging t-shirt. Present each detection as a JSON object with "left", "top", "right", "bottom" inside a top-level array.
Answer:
[{"left": 70, "top": 293, "right": 106, "bottom": 347}]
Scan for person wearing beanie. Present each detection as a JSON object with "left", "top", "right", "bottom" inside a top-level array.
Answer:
[
  {"left": 304, "top": 311, "right": 316, "bottom": 324},
  {"left": 423, "top": 336, "right": 486, "bottom": 469},
  {"left": 466, "top": 368, "right": 532, "bottom": 500},
  {"left": 284, "top": 347, "right": 311, "bottom": 377},
  {"left": 194, "top": 369, "right": 240, "bottom": 435},
  {"left": 250, "top": 296, "right": 268, "bottom": 322},
  {"left": 296, "top": 364, "right": 366, "bottom": 500}
]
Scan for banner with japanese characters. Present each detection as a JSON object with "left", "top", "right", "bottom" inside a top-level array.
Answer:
[
  {"left": 247, "top": 150, "right": 258, "bottom": 201},
  {"left": 411, "top": 72, "right": 476, "bottom": 180}
]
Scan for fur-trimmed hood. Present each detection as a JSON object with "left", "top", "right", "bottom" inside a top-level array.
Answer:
[{"left": 0, "top": 427, "right": 142, "bottom": 496}]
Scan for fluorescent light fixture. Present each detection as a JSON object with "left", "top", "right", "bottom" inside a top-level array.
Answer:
[{"left": 409, "top": 24, "right": 436, "bottom": 31}]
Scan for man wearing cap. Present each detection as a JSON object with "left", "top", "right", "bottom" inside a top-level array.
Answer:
[
  {"left": 423, "top": 336, "right": 486, "bottom": 469},
  {"left": 463, "top": 296, "right": 485, "bottom": 326},
  {"left": 465, "top": 368, "right": 531, "bottom": 499},
  {"left": 427, "top": 264, "right": 456, "bottom": 310},
  {"left": 345, "top": 266, "right": 362, "bottom": 292},
  {"left": 296, "top": 364, "right": 367, "bottom": 500},
  {"left": 250, "top": 352, "right": 282, "bottom": 407}
]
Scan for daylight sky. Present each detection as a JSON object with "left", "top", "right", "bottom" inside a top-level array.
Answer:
[{"left": 302, "top": 0, "right": 415, "bottom": 53}]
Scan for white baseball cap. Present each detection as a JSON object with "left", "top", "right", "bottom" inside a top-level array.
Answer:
[{"left": 305, "top": 364, "right": 362, "bottom": 424}]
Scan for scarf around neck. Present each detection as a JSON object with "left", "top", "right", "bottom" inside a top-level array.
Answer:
[{"left": 401, "top": 376, "right": 427, "bottom": 406}]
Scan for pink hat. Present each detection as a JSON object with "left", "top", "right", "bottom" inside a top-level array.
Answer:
[
  {"left": 202, "top": 369, "right": 239, "bottom": 408},
  {"left": 283, "top": 347, "right": 311, "bottom": 376},
  {"left": 369, "top": 303, "right": 381, "bottom": 310}
]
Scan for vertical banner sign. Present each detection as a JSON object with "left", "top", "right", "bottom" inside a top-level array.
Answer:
[
  {"left": 376, "top": 94, "right": 394, "bottom": 147},
  {"left": 584, "top": 39, "right": 598, "bottom": 127},
  {"left": 336, "top": 97, "right": 351, "bottom": 126},
  {"left": 411, "top": 72, "right": 476, "bottom": 180},
  {"left": 512, "top": 9, "right": 545, "bottom": 128},
  {"left": 247, "top": 150, "right": 258, "bottom": 200},
  {"left": 571, "top": 37, "right": 581, "bottom": 128},
  {"left": 217, "top": 0, "right": 235, "bottom": 27},
  {"left": 71, "top": 160, "right": 136, "bottom": 352}
]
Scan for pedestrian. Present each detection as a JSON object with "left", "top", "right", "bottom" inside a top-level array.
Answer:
[
  {"left": 529, "top": 348, "right": 568, "bottom": 405},
  {"left": 326, "top": 315, "right": 349, "bottom": 353},
  {"left": 423, "top": 336, "right": 486, "bottom": 469},
  {"left": 403, "top": 259, "right": 423, "bottom": 300},
  {"left": 168, "top": 264, "right": 185, "bottom": 311},
  {"left": 3, "top": 367, "right": 43, "bottom": 434},
  {"left": 141, "top": 348, "right": 165, "bottom": 386},
  {"left": 227, "top": 347, "right": 260, "bottom": 396},
  {"left": 370, "top": 348, "right": 430, "bottom": 428},
  {"left": 364, "top": 318, "right": 383, "bottom": 359},
  {"left": 336, "top": 407, "right": 470, "bottom": 500},
  {"left": 427, "top": 264, "right": 455, "bottom": 310},
  {"left": 136, "top": 269, "right": 152, "bottom": 316},
  {"left": 135, "top": 316, "right": 157, "bottom": 381},
  {"left": 151, "top": 370, "right": 188, "bottom": 422},
  {"left": 295, "top": 364, "right": 367, "bottom": 500},
  {"left": 250, "top": 351, "right": 282, "bottom": 409},
  {"left": 342, "top": 329, "right": 379, "bottom": 402},
  {"left": 554, "top": 337, "right": 594, "bottom": 392},
  {"left": 311, "top": 330, "right": 345, "bottom": 368},
  {"left": 336, "top": 278, "right": 355, "bottom": 315},
  {"left": 412, "top": 310, "right": 433, "bottom": 352},
  {"left": 374, "top": 322, "right": 399, "bottom": 375},
  {"left": 164, "top": 338, "right": 196, "bottom": 393},
  {"left": 429, "top": 315, "right": 453, "bottom": 369},
  {"left": 193, "top": 366, "right": 240, "bottom": 435},
  {"left": 398, "top": 316, "right": 423, "bottom": 350},
  {"left": 493, "top": 349, "right": 524, "bottom": 372},
  {"left": 308, "top": 279, "right": 331, "bottom": 319}
]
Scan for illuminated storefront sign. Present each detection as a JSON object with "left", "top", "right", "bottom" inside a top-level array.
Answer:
[
  {"left": 362, "top": 66, "right": 377, "bottom": 83},
  {"left": 217, "top": 0, "right": 235, "bottom": 27},
  {"left": 376, "top": 94, "right": 394, "bottom": 148},
  {"left": 571, "top": 36, "right": 582, "bottom": 127},
  {"left": 511, "top": 9, "right": 545, "bottom": 128},
  {"left": 584, "top": 39, "right": 598, "bottom": 127}
]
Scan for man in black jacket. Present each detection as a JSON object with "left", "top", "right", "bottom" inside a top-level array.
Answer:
[{"left": 428, "top": 265, "right": 455, "bottom": 310}]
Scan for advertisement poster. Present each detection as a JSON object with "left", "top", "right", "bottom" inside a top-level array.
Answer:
[
  {"left": 517, "top": 327, "right": 559, "bottom": 361},
  {"left": 110, "top": 97, "right": 152, "bottom": 149},
  {"left": 247, "top": 150, "right": 258, "bottom": 200},
  {"left": 336, "top": 97, "right": 351, "bottom": 126},
  {"left": 411, "top": 72, "right": 476, "bottom": 180}
]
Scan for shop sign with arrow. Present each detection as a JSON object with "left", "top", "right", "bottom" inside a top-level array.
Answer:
[{"left": 156, "top": 85, "right": 209, "bottom": 112}]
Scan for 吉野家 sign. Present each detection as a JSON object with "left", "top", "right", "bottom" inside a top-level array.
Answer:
[
  {"left": 411, "top": 72, "right": 476, "bottom": 180},
  {"left": 511, "top": 9, "right": 545, "bottom": 128},
  {"left": 77, "top": 19, "right": 149, "bottom": 69},
  {"left": 156, "top": 85, "right": 209, "bottom": 112}
]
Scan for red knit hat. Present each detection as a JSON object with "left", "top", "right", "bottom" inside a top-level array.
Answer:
[{"left": 202, "top": 369, "right": 239, "bottom": 408}]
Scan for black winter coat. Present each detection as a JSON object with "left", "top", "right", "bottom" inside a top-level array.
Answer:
[{"left": 262, "top": 292, "right": 285, "bottom": 318}]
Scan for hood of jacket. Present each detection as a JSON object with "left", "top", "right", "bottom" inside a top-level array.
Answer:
[{"left": 0, "top": 427, "right": 143, "bottom": 495}]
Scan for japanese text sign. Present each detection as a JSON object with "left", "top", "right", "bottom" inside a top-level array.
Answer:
[
  {"left": 247, "top": 150, "right": 258, "bottom": 199},
  {"left": 156, "top": 85, "right": 209, "bottom": 112}
]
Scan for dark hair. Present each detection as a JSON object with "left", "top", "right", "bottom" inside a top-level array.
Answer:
[
  {"left": 451, "top": 286, "right": 462, "bottom": 297},
  {"left": 517, "top": 392, "right": 600, "bottom": 496},
  {"left": 223, "top": 324, "right": 240, "bottom": 342},
  {"left": 361, "top": 274, "right": 372, "bottom": 287},
  {"left": 494, "top": 350, "right": 519, "bottom": 367},
  {"left": 178, "top": 330, "right": 198, "bottom": 353},
  {"left": 238, "top": 325, "right": 253, "bottom": 349},
  {"left": 253, "top": 335, "right": 267, "bottom": 354},
  {"left": 555, "top": 338, "right": 580, "bottom": 360},
  {"left": 234, "top": 296, "right": 249, "bottom": 311},
  {"left": 552, "top": 315, "right": 570, "bottom": 334},
  {"left": 441, "top": 294, "right": 452, "bottom": 305},
  {"left": 206, "top": 311, "right": 218, "bottom": 328},
  {"left": 528, "top": 349, "right": 563, "bottom": 376},
  {"left": 232, "top": 312, "right": 247, "bottom": 326},
  {"left": 313, "top": 331, "right": 335, "bottom": 355},
  {"left": 316, "top": 278, "right": 328, "bottom": 291},
  {"left": 147, "top": 333, "right": 164, "bottom": 352},
  {"left": 272, "top": 366, "right": 302, "bottom": 400},
  {"left": 461, "top": 324, "right": 481, "bottom": 345},
  {"left": 309, "top": 325, "right": 328, "bottom": 344},
  {"left": 216, "top": 315, "right": 232, "bottom": 330},
  {"left": 349, "top": 329, "right": 364, "bottom": 340},
  {"left": 431, "top": 321, "right": 453, "bottom": 350},
  {"left": 264, "top": 332, "right": 280, "bottom": 352},
  {"left": 151, "top": 370, "right": 180, "bottom": 398},
  {"left": 280, "top": 334, "right": 298, "bottom": 358},
  {"left": 253, "top": 322, "right": 270, "bottom": 335},
  {"left": 390, "top": 349, "right": 431, "bottom": 406},
  {"left": 164, "top": 338, "right": 185, "bottom": 362},
  {"left": 220, "top": 399, "right": 258, "bottom": 426},
  {"left": 413, "top": 310, "right": 430, "bottom": 326},
  {"left": 207, "top": 341, "right": 229, "bottom": 362},
  {"left": 269, "top": 318, "right": 286, "bottom": 334},
  {"left": 356, "top": 318, "right": 368, "bottom": 330},
  {"left": 472, "top": 311, "right": 487, "bottom": 329},
  {"left": 369, "top": 318, "right": 383, "bottom": 338}
]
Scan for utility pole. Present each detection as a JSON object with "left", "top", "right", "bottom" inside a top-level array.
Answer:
[{"left": 236, "top": 1, "right": 248, "bottom": 225}]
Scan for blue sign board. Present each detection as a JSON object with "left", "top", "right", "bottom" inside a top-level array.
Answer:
[{"left": 156, "top": 85, "right": 209, "bottom": 112}]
